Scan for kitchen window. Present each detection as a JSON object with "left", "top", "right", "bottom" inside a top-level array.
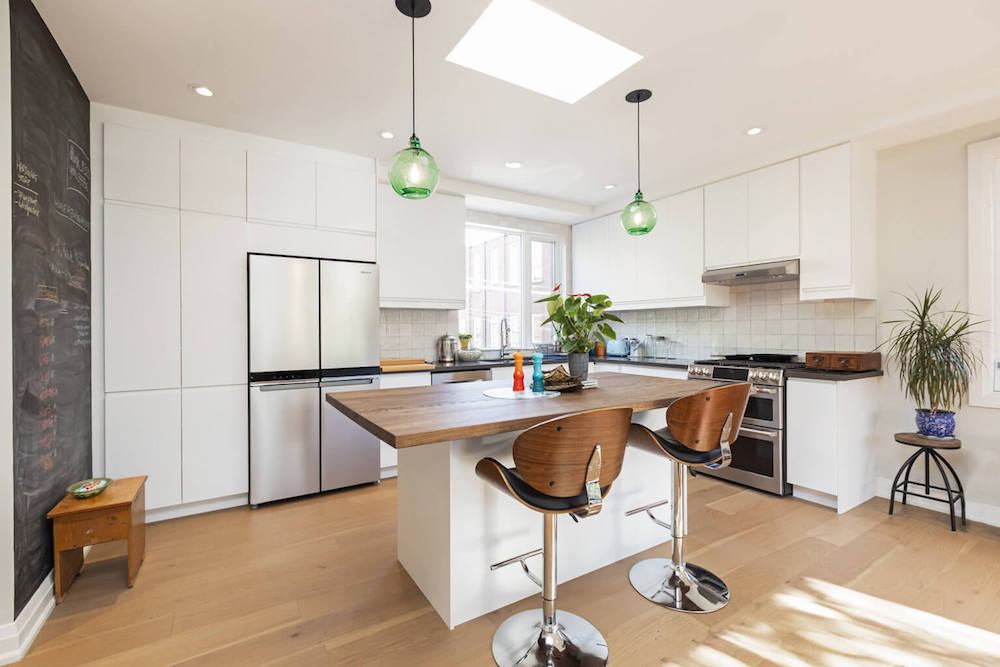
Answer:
[
  {"left": 460, "top": 224, "right": 563, "bottom": 350},
  {"left": 967, "top": 136, "right": 1000, "bottom": 407}
]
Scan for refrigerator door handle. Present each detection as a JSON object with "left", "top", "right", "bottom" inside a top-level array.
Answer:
[
  {"left": 320, "top": 377, "right": 375, "bottom": 388},
  {"left": 256, "top": 380, "right": 320, "bottom": 392}
]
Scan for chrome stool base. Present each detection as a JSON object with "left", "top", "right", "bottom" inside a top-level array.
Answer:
[
  {"left": 491, "top": 609, "right": 608, "bottom": 666},
  {"left": 628, "top": 557, "right": 730, "bottom": 613}
]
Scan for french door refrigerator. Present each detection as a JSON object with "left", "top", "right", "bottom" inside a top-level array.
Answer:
[{"left": 248, "top": 254, "right": 380, "bottom": 505}]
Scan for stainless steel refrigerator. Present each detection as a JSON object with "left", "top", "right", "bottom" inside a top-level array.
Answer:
[{"left": 248, "top": 254, "right": 381, "bottom": 506}]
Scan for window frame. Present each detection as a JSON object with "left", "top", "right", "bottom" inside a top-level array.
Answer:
[
  {"left": 967, "top": 136, "right": 1000, "bottom": 408},
  {"left": 463, "top": 222, "right": 565, "bottom": 350}
]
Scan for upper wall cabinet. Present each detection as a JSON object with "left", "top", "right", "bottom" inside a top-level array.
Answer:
[
  {"left": 180, "top": 139, "right": 246, "bottom": 218},
  {"left": 317, "top": 162, "right": 376, "bottom": 235},
  {"left": 377, "top": 184, "right": 465, "bottom": 309},
  {"left": 748, "top": 159, "right": 799, "bottom": 262},
  {"left": 104, "top": 123, "right": 179, "bottom": 208},
  {"left": 247, "top": 150, "right": 316, "bottom": 226},
  {"left": 571, "top": 215, "right": 608, "bottom": 298},
  {"left": 799, "top": 144, "right": 876, "bottom": 301},
  {"left": 104, "top": 202, "right": 181, "bottom": 392},
  {"left": 705, "top": 159, "right": 799, "bottom": 269}
]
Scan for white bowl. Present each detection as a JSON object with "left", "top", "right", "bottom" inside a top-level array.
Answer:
[{"left": 456, "top": 349, "right": 482, "bottom": 362}]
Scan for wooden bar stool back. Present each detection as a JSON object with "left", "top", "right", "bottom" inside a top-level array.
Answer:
[
  {"left": 475, "top": 406, "right": 633, "bottom": 667},
  {"left": 627, "top": 383, "right": 751, "bottom": 613}
]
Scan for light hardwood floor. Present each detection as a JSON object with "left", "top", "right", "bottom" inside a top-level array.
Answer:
[{"left": 22, "top": 475, "right": 1000, "bottom": 666}]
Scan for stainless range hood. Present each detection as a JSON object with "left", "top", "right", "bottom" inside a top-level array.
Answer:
[{"left": 702, "top": 259, "right": 799, "bottom": 286}]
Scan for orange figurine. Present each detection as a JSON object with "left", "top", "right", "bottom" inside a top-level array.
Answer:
[{"left": 512, "top": 351, "right": 525, "bottom": 391}]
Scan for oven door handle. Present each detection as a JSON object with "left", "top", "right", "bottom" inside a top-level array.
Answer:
[
  {"left": 739, "top": 426, "right": 780, "bottom": 439},
  {"left": 751, "top": 386, "right": 778, "bottom": 395}
]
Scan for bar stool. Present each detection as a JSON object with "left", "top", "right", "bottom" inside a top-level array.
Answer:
[
  {"left": 627, "top": 383, "right": 750, "bottom": 613},
  {"left": 476, "top": 406, "right": 633, "bottom": 667}
]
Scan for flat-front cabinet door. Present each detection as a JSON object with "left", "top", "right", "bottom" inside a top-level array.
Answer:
[
  {"left": 249, "top": 255, "right": 319, "bottom": 373},
  {"left": 321, "top": 377, "right": 381, "bottom": 490},
  {"left": 250, "top": 380, "right": 320, "bottom": 504},
  {"left": 320, "top": 260, "right": 379, "bottom": 371}
]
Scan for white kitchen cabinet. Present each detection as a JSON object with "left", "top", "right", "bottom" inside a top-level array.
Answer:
[
  {"left": 181, "top": 211, "right": 248, "bottom": 387},
  {"left": 786, "top": 376, "right": 880, "bottom": 513},
  {"left": 704, "top": 175, "right": 748, "bottom": 269},
  {"left": 378, "top": 371, "right": 432, "bottom": 475},
  {"left": 606, "top": 215, "right": 638, "bottom": 305},
  {"left": 104, "top": 203, "right": 181, "bottom": 392},
  {"left": 106, "top": 389, "right": 182, "bottom": 510},
  {"left": 378, "top": 184, "right": 465, "bottom": 309},
  {"left": 104, "top": 123, "right": 179, "bottom": 208},
  {"left": 180, "top": 138, "right": 246, "bottom": 218},
  {"left": 613, "top": 364, "right": 688, "bottom": 380},
  {"left": 748, "top": 159, "right": 799, "bottom": 262},
  {"left": 247, "top": 220, "right": 376, "bottom": 262},
  {"left": 317, "top": 161, "right": 376, "bottom": 234},
  {"left": 247, "top": 150, "right": 316, "bottom": 226},
  {"left": 798, "top": 143, "right": 876, "bottom": 301},
  {"left": 182, "top": 385, "right": 248, "bottom": 503},
  {"left": 571, "top": 215, "right": 609, "bottom": 297}
]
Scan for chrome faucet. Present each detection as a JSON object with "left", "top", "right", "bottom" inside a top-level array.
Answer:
[{"left": 499, "top": 317, "right": 511, "bottom": 358}]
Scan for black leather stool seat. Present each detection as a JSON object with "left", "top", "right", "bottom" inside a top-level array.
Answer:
[
  {"left": 475, "top": 458, "right": 611, "bottom": 514},
  {"left": 631, "top": 424, "right": 724, "bottom": 466}
]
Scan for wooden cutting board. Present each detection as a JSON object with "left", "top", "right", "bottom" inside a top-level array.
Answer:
[{"left": 381, "top": 358, "right": 435, "bottom": 372}]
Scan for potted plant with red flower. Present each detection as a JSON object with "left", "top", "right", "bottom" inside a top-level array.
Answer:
[{"left": 535, "top": 285, "right": 622, "bottom": 379}]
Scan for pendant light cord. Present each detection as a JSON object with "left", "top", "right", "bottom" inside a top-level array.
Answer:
[
  {"left": 411, "top": 11, "right": 416, "bottom": 139},
  {"left": 636, "top": 100, "right": 641, "bottom": 192}
]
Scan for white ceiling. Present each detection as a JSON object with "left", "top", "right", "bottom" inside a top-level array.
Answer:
[{"left": 34, "top": 0, "right": 1000, "bottom": 222}]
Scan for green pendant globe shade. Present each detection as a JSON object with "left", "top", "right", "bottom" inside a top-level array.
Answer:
[
  {"left": 389, "top": 135, "right": 439, "bottom": 199},
  {"left": 621, "top": 191, "right": 657, "bottom": 235}
]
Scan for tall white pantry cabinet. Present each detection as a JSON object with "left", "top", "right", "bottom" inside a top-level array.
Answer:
[{"left": 95, "top": 106, "right": 380, "bottom": 518}]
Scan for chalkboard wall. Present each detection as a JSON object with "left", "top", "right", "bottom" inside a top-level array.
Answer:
[{"left": 10, "top": 0, "right": 91, "bottom": 616}]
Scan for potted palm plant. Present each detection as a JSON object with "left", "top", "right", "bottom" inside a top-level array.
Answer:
[
  {"left": 881, "top": 287, "right": 983, "bottom": 438},
  {"left": 535, "top": 285, "right": 622, "bottom": 380}
]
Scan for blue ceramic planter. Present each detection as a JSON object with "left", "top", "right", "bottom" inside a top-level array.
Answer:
[{"left": 915, "top": 409, "right": 956, "bottom": 438}]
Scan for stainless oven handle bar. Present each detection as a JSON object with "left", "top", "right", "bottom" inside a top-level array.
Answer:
[{"left": 751, "top": 386, "right": 778, "bottom": 395}]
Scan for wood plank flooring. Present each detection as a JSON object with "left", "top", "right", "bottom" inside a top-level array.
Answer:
[{"left": 21, "top": 476, "right": 1000, "bottom": 666}]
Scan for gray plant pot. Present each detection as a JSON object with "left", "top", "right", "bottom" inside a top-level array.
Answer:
[{"left": 568, "top": 352, "right": 589, "bottom": 380}]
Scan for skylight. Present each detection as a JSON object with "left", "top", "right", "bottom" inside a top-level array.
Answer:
[{"left": 445, "top": 0, "right": 643, "bottom": 104}]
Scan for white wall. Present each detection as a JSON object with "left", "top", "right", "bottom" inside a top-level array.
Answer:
[
  {"left": 874, "top": 117, "right": 1000, "bottom": 525},
  {"left": 0, "top": 1, "right": 15, "bottom": 629}
]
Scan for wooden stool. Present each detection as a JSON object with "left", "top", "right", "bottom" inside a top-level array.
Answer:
[
  {"left": 627, "top": 383, "right": 751, "bottom": 613},
  {"left": 46, "top": 476, "right": 147, "bottom": 603},
  {"left": 889, "top": 433, "right": 966, "bottom": 531},
  {"left": 476, "top": 407, "right": 633, "bottom": 667}
]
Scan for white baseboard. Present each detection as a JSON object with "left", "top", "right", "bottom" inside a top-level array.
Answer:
[
  {"left": 876, "top": 476, "right": 1000, "bottom": 527},
  {"left": 792, "top": 485, "right": 838, "bottom": 510},
  {"left": 380, "top": 466, "right": 397, "bottom": 480},
  {"left": 0, "top": 573, "right": 55, "bottom": 665},
  {"left": 147, "top": 493, "right": 247, "bottom": 523}
]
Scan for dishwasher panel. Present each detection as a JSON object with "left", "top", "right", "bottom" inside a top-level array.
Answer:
[
  {"left": 321, "top": 375, "right": 381, "bottom": 491},
  {"left": 250, "top": 380, "right": 320, "bottom": 504}
]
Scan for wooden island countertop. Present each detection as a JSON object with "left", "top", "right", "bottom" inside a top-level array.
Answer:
[{"left": 325, "top": 371, "right": 719, "bottom": 448}]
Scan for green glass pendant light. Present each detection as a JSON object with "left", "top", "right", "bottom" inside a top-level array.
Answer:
[
  {"left": 389, "top": 0, "right": 439, "bottom": 199},
  {"left": 621, "top": 89, "right": 657, "bottom": 235}
]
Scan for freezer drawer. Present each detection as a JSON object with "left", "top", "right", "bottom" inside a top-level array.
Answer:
[
  {"left": 320, "top": 260, "right": 379, "bottom": 371},
  {"left": 250, "top": 380, "right": 320, "bottom": 504},
  {"left": 249, "top": 255, "right": 319, "bottom": 374},
  {"left": 321, "top": 376, "right": 380, "bottom": 490}
]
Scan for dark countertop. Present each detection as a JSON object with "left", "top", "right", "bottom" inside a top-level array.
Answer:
[
  {"left": 384, "top": 355, "right": 693, "bottom": 374},
  {"left": 785, "top": 368, "right": 884, "bottom": 381},
  {"left": 593, "top": 356, "right": 694, "bottom": 370}
]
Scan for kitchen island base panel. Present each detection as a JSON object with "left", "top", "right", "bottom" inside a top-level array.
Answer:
[{"left": 396, "top": 409, "right": 675, "bottom": 629}]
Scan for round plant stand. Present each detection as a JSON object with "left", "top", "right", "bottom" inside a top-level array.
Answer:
[{"left": 888, "top": 432, "right": 966, "bottom": 531}]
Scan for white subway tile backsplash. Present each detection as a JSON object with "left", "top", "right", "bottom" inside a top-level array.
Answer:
[
  {"left": 379, "top": 308, "right": 458, "bottom": 362},
  {"left": 835, "top": 318, "right": 855, "bottom": 336}
]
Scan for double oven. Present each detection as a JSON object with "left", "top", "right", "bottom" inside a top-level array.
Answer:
[{"left": 687, "top": 356, "right": 798, "bottom": 495}]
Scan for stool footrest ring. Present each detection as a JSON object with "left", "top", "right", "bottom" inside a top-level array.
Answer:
[{"left": 490, "top": 547, "right": 543, "bottom": 588}]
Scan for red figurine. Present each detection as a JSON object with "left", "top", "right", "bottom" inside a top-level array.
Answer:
[{"left": 512, "top": 351, "right": 525, "bottom": 391}]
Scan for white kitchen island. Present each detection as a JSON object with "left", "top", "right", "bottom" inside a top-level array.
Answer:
[{"left": 325, "top": 372, "right": 718, "bottom": 628}]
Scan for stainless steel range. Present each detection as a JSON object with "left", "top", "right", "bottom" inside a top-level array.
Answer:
[{"left": 687, "top": 354, "right": 804, "bottom": 495}]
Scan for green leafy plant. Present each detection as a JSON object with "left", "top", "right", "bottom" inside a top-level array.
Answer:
[
  {"left": 881, "top": 287, "right": 984, "bottom": 412},
  {"left": 457, "top": 334, "right": 472, "bottom": 340},
  {"left": 535, "top": 285, "right": 623, "bottom": 354}
]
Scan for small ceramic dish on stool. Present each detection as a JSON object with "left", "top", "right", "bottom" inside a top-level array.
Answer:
[{"left": 67, "top": 477, "right": 112, "bottom": 499}]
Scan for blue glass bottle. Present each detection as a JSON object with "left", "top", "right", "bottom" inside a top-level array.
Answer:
[{"left": 532, "top": 353, "right": 545, "bottom": 393}]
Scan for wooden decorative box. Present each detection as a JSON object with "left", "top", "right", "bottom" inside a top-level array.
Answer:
[{"left": 806, "top": 351, "right": 882, "bottom": 372}]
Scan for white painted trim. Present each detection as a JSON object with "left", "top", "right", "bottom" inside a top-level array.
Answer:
[
  {"left": 792, "top": 485, "right": 838, "bottom": 510},
  {"left": 876, "top": 476, "right": 1000, "bottom": 528},
  {"left": 146, "top": 493, "right": 247, "bottom": 523},
  {"left": 0, "top": 573, "right": 54, "bottom": 665},
  {"left": 379, "top": 466, "right": 398, "bottom": 480},
  {"left": 967, "top": 136, "right": 1000, "bottom": 409}
]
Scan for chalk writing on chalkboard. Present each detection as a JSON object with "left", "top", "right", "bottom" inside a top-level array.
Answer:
[
  {"left": 66, "top": 139, "right": 90, "bottom": 201},
  {"left": 14, "top": 182, "right": 39, "bottom": 218}
]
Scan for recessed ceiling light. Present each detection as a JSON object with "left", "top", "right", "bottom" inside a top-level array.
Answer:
[
  {"left": 446, "top": 0, "right": 643, "bottom": 104},
  {"left": 745, "top": 126, "right": 765, "bottom": 136},
  {"left": 379, "top": 130, "right": 395, "bottom": 139},
  {"left": 189, "top": 84, "right": 213, "bottom": 97},
  {"left": 504, "top": 160, "right": 523, "bottom": 169},
  {"left": 603, "top": 183, "right": 616, "bottom": 190}
]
